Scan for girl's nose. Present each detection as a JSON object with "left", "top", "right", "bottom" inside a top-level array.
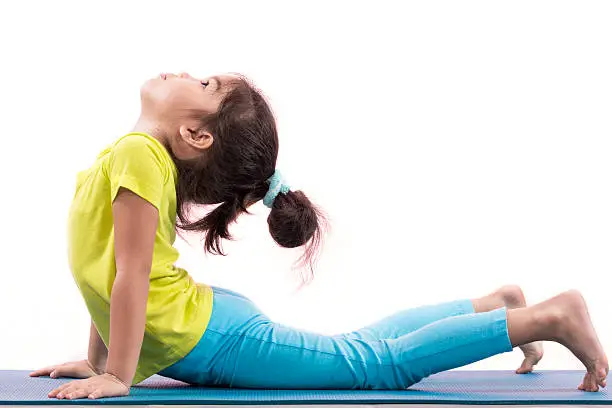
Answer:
[{"left": 178, "top": 72, "right": 193, "bottom": 79}]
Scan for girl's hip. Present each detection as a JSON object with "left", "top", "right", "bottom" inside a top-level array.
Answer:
[{"left": 159, "top": 286, "right": 266, "bottom": 383}]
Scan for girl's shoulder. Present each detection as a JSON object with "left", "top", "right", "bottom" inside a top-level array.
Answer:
[{"left": 108, "top": 132, "right": 177, "bottom": 185}]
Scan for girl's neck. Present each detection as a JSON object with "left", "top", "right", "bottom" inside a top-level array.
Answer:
[{"left": 131, "top": 116, "right": 169, "bottom": 146}]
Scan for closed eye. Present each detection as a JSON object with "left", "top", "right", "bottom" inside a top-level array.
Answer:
[{"left": 201, "top": 80, "right": 210, "bottom": 88}]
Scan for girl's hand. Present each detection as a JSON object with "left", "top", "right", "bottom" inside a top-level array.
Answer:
[
  {"left": 30, "top": 359, "right": 103, "bottom": 379},
  {"left": 48, "top": 373, "right": 130, "bottom": 400}
]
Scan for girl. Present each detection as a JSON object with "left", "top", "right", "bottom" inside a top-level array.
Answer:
[{"left": 31, "top": 72, "right": 608, "bottom": 399}]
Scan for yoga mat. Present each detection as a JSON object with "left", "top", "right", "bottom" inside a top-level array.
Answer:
[{"left": 0, "top": 370, "right": 610, "bottom": 405}]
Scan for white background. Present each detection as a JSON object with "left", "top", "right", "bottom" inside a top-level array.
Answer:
[{"left": 0, "top": 1, "right": 610, "bottom": 375}]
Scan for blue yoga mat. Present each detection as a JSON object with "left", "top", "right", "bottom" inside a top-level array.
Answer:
[{"left": 0, "top": 370, "right": 610, "bottom": 405}]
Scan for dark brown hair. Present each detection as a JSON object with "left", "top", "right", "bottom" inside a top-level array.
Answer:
[{"left": 168, "top": 74, "right": 326, "bottom": 283}]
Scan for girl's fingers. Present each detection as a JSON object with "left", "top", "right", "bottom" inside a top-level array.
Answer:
[
  {"left": 49, "top": 385, "right": 68, "bottom": 398},
  {"left": 49, "top": 376, "right": 130, "bottom": 400},
  {"left": 88, "top": 390, "right": 103, "bottom": 399},
  {"left": 54, "top": 381, "right": 78, "bottom": 399},
  {"left": 58, "top": 382, "right": 73, "bottom": 391},
  {"left": 65, "top": 387, "right": 90, "bottom": 400},
  {"left": 51, "top": 366, "right": 68, "bottom": 378},
  {"left": 30, "top": 366, "right": 55, "bottom": 377},
  {"left": 48, "top": 382, "right": 71, "bottom": 397}
]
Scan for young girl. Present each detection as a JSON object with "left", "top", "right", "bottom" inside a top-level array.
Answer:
[{"left": 31, "top": 72, "right": 608, "bottom": 399}]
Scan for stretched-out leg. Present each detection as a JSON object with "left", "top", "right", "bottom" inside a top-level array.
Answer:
[
  {"left": 190, "top": 290, "right": 607, "bottom": 391},
  {"left": 207, "top": 307, "right": 514, "bottom": 389},
  {"left": 344, "top": 285, "right": 542, "bottom": 372}
]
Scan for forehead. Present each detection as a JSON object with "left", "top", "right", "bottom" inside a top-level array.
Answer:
[
  {"left": 206, "top": 74, "right": 241, "bottom": 95},
  {"left": 215, "top": 74, "right": 241, "bottom": 86}
]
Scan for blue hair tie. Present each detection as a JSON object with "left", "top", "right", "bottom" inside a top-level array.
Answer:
[{"left": 263, "top": 169, "right": 290, "bottom": 208}]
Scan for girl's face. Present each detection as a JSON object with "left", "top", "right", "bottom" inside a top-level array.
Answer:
[
  {"left": 138, "top": 72, "right": 238, "bottom": 160},
  {"left": 140, "top": 72, "right": 236, "bottom": 122}
]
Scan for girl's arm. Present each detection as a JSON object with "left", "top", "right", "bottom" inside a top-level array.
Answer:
[
  {"left": 88, "top": 321, "right": 107, "bottom": 373},
  {"left": 105, "top": 186, "right": 159, "bottom": 385}
]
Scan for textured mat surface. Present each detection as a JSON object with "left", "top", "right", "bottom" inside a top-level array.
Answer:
[{"left": 0, "top": 370, "right": 610, "bottom": 405}]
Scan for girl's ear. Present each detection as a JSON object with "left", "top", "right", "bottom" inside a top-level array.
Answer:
[{"left": 179, "top": 125, "right": 214, "bottom": 151}]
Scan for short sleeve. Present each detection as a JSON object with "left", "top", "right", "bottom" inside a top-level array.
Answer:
[{"left": 107, "top": 135, "right": 168, "bottom": 210}]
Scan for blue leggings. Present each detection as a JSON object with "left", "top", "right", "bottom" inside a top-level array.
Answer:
[{"left": 159, "top": 286, "right": 512, "bottom": 389}]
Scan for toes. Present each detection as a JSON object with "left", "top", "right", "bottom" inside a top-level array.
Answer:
[
  {"left": 580, "top": 373, "right": 599, "bottom": 392},
  {"left": 578, "top": 382, "right": 597, "bottom": 392},
  {"left": 516, "top": 360, "right": 533, "bottom": 374},
  {"left": 597, "top": 367, "right": 608, "bottom": 388}
]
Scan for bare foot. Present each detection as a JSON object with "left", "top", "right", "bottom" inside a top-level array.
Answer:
[
  {"left": 548, "top": 290, "right": 609, "bottom": 392},
  {"left": 496, "top": 285, "right": 544, "bottom": 373}
]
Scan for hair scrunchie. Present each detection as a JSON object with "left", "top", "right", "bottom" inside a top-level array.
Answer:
[{"left": 263, "top": 169, "right": 290, "bottom": 208}]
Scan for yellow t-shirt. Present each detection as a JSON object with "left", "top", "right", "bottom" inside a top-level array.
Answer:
[{"left": 67, "top": 132, "right": 213, "bottom": 384}]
